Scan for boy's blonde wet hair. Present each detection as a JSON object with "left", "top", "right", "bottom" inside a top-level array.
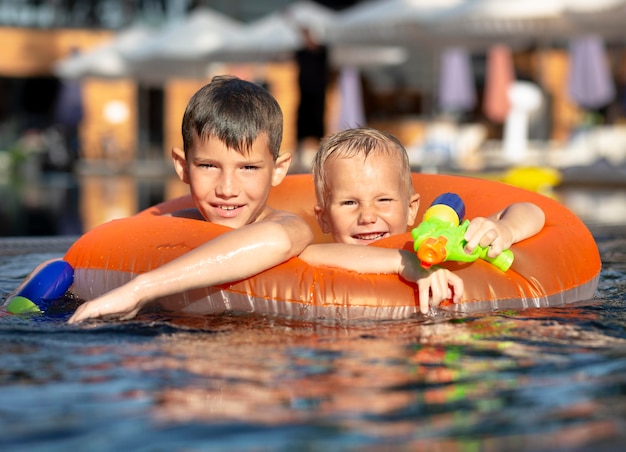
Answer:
[{"left": 312, "top": 127, "right": 414, "bottom": 210}]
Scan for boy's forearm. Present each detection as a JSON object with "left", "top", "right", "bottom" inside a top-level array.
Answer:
[
  {"left": 128, "top": 218, "right": 312, "bottom": 303},
  {"left": 300, "top": 244, "right": 405, "bottom": 275}
]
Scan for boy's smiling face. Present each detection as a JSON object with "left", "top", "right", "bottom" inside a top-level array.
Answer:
[
  {"left": 172, "top": 133, "right": 290, "bottom": 229},
  {"left": 315, "top": 152, "right": 419, "bottom": 245}
]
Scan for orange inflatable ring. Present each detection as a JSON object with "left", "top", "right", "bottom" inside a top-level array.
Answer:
[{"left": 63, "top": 174, "right": 601, "bottom": 319}]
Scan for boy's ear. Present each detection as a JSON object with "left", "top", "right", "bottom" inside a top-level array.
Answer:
[
  {"left": 271, "top": 152, "right": 292, "bottom": 186},
  {"left": 314, "top": 204, "right": 331, "bottom": 234},
  {"left": 407, "top": 192, "right": 420, "bottom": 226},
  {"left": 171, "top": 147, "right": 189, "bottom": 184}
]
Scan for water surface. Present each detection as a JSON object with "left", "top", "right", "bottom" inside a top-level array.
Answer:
[{"left": 1, "top": 222, "right": 625, "bottom": 451}]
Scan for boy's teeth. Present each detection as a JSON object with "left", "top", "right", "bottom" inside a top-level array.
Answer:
[
  {"left": 357, "top": 233, "right": 384, "bottom": 240},
  {"left": 221, "top": 206, "right": 237, "bottom": 211}
]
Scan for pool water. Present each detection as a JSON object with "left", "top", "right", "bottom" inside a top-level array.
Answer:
[{"left": 1, "top": 228, "right": 625, "bottom": 450}]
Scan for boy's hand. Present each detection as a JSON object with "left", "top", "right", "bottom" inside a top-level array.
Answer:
[
  {"left": 416, "top": 268, "right": 464, "bottom": 314},
  {"left": 464, "top": 217, "right": 514, "bottom": 258},
  {"left": 68, "top": 284, "right": 144, "bottom": 324},
  {"left": 464, "top": 203, "right": 545, "bottom": 259},
  {"left": 399, "top": 255, "right": 463, "bottom": 314}
]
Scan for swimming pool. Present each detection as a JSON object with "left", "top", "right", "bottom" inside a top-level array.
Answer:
[{"left": 1, "top": 198, "right": 625, "bottom": 450}]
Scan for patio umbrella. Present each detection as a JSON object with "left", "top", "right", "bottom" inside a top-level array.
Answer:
[
  {"left": 214, "top": 1, "right": 336, "bottom": 62},
  {"left": 567, "top": 34, "right": 616, "bottom": 110},
  {"left": 564, "top": 0, "right": 626, "bottom": 40},
  {"left": 337, "top": 66, "right": 366, "bottom": 130},
  {"left": 331, "top": 0, "right": 626, "bottom": 48},
  {"left": 122, "top": 7, "right": 244, "bottom": 80},
  {"left": 483, "top": 44, "right": 515, "bottom": 123},
  {"left": 53, "top": 24, "right": 156, "bottom": 79},
  {"left": 438, "top": 47, "right": 476, "bottom": 114},
  {"left": 327, "top": 0, "right": 463, "bottom": 46},
  {"left": 329, "top": 45, "right": 408, "bottom": 68},
  {"left": 53, "top": 22, "right": 217, "bottom": 82},
  {"left": 432, "top": 0, "right": 572, "bottom": 49},
  {"left": 126, "top": 8, "right": 243, "bottom": 62}
]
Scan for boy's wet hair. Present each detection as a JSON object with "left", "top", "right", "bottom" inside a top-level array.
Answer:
[
  {"left": 312, "top": 127, "right": 414, "bottom": 208},
  {"left": 181, "top": 75, "right": 283, "bottom": 160}
]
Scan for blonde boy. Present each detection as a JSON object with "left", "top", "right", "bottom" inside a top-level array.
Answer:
[{"left": 299, "top": 128, "right": 545, "bottom": 314}]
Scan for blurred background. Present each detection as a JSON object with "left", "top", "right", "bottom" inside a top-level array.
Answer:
[{"left": 0, "top": 0, "right": 625, "bottom": 236}]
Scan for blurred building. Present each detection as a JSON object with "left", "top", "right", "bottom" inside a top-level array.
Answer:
[
  {"left": 0, "top": 0, "right": 359, "bottom": 173},
  {"left": 1, "top": 0, "right": 623, "bottom": 175},
  {"left": 0, "top": 0, "right": 355, "bottom": 29}
]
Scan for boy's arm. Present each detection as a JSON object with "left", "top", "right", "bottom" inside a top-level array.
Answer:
[
  {"left": 300, "top": 243, "right": 411, "bottom": 274},
  {"left": 464, "top": 202, "right": 545, "bottom": 258},
  {"left": 68, "top": 211, "right": 312, "bottom": 323},
  {"left": 300, "top": 244, "right": 463, "bottom": 314}
]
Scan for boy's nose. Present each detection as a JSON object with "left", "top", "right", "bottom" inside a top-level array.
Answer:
[
  {"left": 358, "top": 205, "right": 378, "bottom": 224},
  {"left": 216, "top": 172, "right": 239, "bottom": 197}
]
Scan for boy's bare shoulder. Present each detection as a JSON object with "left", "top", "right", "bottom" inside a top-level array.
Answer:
[
  {"left": 263, "top": 207, "right": 306, "bottom": 223},
  {"left": 263, "top": 207, "right": 313, "bottom": 242}
]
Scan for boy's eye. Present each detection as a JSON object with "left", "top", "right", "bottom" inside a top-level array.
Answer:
[
  {"left": 339, "top": 200, "right": 357, "bottom": 206},
  {"left": 242, "top": 165, "right": 259, "bottom": 171}
]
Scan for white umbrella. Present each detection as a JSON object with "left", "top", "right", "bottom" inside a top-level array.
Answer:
[
  {"left": 431, "top": 0, "right": 573, "bottom": 49},
  {"left": 328, "top": 0, "right": 464, "bottom": 46},
  {"left": 329, "top": 45, "right": 408, "bottom": 68},
  {"left": 214, "top": 12, "right": 298, "bottom": 61},
  {"left": 564, "top": 0, "right": 626, "bottom": 40},
  {"left": 53, "top": 23, "right": 157, "bottom": 79},
  {"left": 127, "top": 3, "right": 335, "bottom": 67},
  {"left": 126, "top": 8, "right": 243, "bottom": 62},
  {"left": 332, "top": 0, "right": 626, "bottom": 48},
  {"left": 281, "top": 0, "right": 337, "bottom": 45},
  {"left": 214, "top": 1, "right": 336, "bottom": 62}
]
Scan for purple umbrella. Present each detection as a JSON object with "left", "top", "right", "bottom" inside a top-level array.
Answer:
[
  {"left": 338, "top": 66, "right": 366, "bottom": 130},
  {"left": 438, "top": 47, "right": 476, "bottom": 114},
  {"left": 568, "top": 34, "right": 615, "bottom": 110}
]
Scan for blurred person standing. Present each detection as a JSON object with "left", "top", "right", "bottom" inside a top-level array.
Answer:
[
  {"left": 294, "top": 25, "right": 329, "bottom": 172},
  {"left": 52, "top": 76, "right": 84, "bottom": 171}
]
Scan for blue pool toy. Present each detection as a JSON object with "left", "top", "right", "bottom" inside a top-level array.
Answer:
[{"left": 6, "top": 260, "right": 74, "bottom": 315}]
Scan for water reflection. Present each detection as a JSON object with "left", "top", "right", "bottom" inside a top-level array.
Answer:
[
  {"left": 69, "top": 309, "right": 626, "bottom": 449},
  {"left": 0, "top": 172, "right": 81, "bottom": 236},
  {"left": 77, "top": 174, "right": 187, "bottom": 231},
  {"left": 0, "top": 171, "right": 188, "bottom": 236},
  {"left": 0, "top": 171, "right": 624, "bottom": 237}
]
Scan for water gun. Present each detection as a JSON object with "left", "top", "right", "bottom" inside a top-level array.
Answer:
[
  {"left": 411, "top": 193, "right": 514, "bottom": 271},
  {"left": 4, "top": 259, "right": 74, "bottom": 315}
]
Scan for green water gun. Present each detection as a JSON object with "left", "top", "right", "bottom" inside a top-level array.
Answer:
[{"left": 411, "top": 193, "right": 514, "bottom": 272}]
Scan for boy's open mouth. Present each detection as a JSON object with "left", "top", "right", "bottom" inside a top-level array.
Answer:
[
  {"left": 352, "top": 232, "right": 388, "bottom": 242},
  {"left": 214, "top": 204, "right": 243, "bottom": 218}
]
